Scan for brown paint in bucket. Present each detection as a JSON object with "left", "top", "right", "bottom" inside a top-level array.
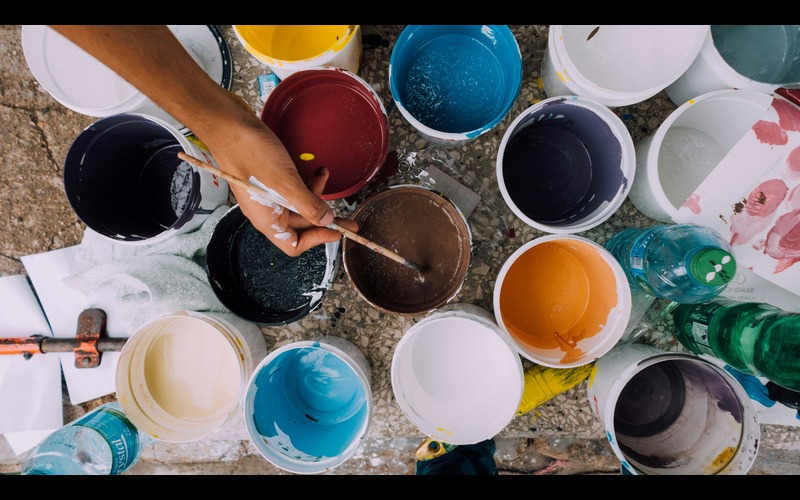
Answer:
[{"left": 343, "top": 185, "right": 471, "bottom": 315}]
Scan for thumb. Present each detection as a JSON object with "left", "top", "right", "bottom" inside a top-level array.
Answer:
[{"left": 285, "top": 186, "right": 335, "bottom": 227}]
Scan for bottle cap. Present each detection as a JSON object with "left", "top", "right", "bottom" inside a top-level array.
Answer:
[{"left": 690, "top": 248, "right": 736, "bottom": 287}]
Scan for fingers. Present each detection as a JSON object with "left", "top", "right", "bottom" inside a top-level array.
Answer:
[{"left": 281, "top": 168, "right": 335, "bottom": 227}]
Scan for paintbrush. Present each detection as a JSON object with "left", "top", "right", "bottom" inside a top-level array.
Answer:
[{"left": 177, "top": 152, "right": 425, "bottom": 273}]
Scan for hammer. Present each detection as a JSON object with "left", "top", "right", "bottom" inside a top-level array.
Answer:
[{"left": 0, "top": 308, "right": 126, "bottom": 368}]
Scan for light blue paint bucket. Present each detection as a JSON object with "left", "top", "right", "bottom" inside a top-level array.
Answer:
[
  {"left": 389, "top": 25, "right": 522, "bottom": 145},
  {"left": 244, "top": 336, "right": 372, "bottom": 474}
]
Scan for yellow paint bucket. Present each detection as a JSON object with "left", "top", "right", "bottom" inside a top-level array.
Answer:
[{"left": 233, "top": 25, "right": 362, "bottom": 80}]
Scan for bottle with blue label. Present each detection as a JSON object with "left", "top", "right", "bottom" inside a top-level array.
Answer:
[
  {"left": 20, "top": 402, "right": 154, "bottom": 475},
  {"left": 605, "top": 223, "right": 736, "bottom": 304}
]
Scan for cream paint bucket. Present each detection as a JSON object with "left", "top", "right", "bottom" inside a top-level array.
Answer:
[
  {"left": 391, "top": 303, "right": 524, "bottom": 445},
  {"left": 541, "top": 25, "right": 708, "bottom": 108},
  {"left": 115, "top": 311, "right": 267, "bottom": 442},
  {"left": 628, "top": 89, "right": 774, "bottom": 223},
  {"left": 493, "top": 235, "right": 631, "bottom": 368},
  {"left": 244, "top": 336, "right": 372, "bottom": 474},
  {"left": 666, "top": 25, "right": 800, "bottom": 106},
  {"left": 233, "top": 25, "right": 362, "bottom": 80},
  {"left": 587, "top": 343, "right": 760, "bottom": 475},
  {"left": 496, "top": 96, "right": 635, "bottom": 234},
  {"left": 62, "top": 113, "right": 230, "bottom": 245}
]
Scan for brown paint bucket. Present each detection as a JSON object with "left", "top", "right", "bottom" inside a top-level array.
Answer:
[{"left": 342, "top": 185, "right": 472, "bottom": 315}]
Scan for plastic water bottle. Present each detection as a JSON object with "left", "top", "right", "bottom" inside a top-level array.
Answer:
[
  {"left": 605, "top": 223, "right": 736, "bottom": 303},
  {"left": 20, "top": 402, "right": 154, "bottom": 475},
  {"left": 669, "top": 297, "right": 800, "bottom": 392}
]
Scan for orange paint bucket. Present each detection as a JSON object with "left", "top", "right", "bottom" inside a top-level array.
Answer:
[{"left": 493, "top": 235, "right": 631, "bottom": 368}]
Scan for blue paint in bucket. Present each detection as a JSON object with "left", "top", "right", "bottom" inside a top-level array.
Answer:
[
  {"left": 390, "top": 25, "right": 521, "bottom": 143},
  {"left": 245, "top": 339, "right": 372, "bottom": 474}
]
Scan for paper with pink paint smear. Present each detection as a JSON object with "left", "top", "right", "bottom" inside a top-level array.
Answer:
[{"left": 674, "top": 95, "right": 800, "bottom": 298}]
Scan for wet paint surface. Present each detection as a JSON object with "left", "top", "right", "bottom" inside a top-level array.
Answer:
[
  {"left": 344, "top": 187, "right": 471, "bottom": 315},
  {"left": 402, "top": 33, "right": 505, "bottom": 133},
  {"left": 712, "top": 25, "right": 800, "bottom": 84},
  {"left": 251, "top": 346, "right": 368, "bottom": 460},
  {"left": 261, "top": 69, "right": 389, "bottom": 199},
  {"left": 498, "top": 239, "right": 618, "bottom": 365},
  {"left": 235, "top": 25, "right": 352, "bottom": 61}
]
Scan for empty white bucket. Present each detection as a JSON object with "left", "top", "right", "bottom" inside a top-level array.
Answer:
[
  {"left": 541, "top": 25, "right": 708, "bottom": 108},
  {"left": 244, "top": 336, "right": 372, "bottom": 474},
  {"left": 628, "top": 89, "right": 774, "bottom": 222},
  {"left": 666, "top": 25, "right": 800, "bottom": 106},
  {"left": 391, "top": 303, "right": 524, "bottom": 445},
  {"left": 587, "top": 343, "right": 760, "bottom": 475},
  {"left": 115, "top": 311, "right": 267, "bottom": 442}
]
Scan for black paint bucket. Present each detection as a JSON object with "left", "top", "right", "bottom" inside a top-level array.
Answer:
[{"left": 206, "top": 205, "right": 340, "bottom": 326}]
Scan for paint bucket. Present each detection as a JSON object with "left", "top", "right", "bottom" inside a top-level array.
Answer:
[
  {"left": 496, "top": 95, "right": 636, "bottom": 233},
  {"left": 62, "top": 113, "right": 230, "bottom": 245},
  {"left": 493, "top": 235, "right": 632, "bottom": 368},
  {"left": 389, "top": 25, "right": 522, "bottom": 144},
  {"left": 115, "top": 311, "right": 267, "bottom": 442},
  {"left": 259, "top": 67, "right": 390, "bottom": 200},
  {"left": 391, "top": 303, "right": 524, "bottom": 445},
  {"left": 541, "top": 25, "right": 708, "bottom": 108},
  {"left": 628, "top": 89, "right": 774, "bottom": 223},
  {"left": 587, "top": 343, "right": 760, "bottom": 475},
  {"left": 21, "top": 25, "right": 233, "bottom": 133},
  {"left": 233, "top": 25, "right": 362, "bottom": 80},
  {"left": 205, "top": 205, "right": 339, "bottom": 326},
  {"left": 342, "top": 185, "right": 472, "bottom": 316},
  {"left": 666, "top": 25, "right": 800, "bottom": 106},
  {"left": 244, "top": 336, "right": 372, "bottom": 474}
]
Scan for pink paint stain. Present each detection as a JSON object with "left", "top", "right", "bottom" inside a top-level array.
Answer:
[
  {"left": 764, "top": 208, "right": 800, "bottom": 273},
  {"left": 753, "top": 120, "right": 789, "bottom": 146},
  {"left": 786, "top": 146, "right": 800, "bottom": 181},
  {"left": 772, "top": 97, "right": 800, "bottom": 132},
  {"left": 682, "top": 193, "right": 701, "bottom": 214},
  {"left": 789, "top": 184, "right": 800, "bottom": 210},
  {"left": 729, "top": 179, "right": 788, "bottom": 246}
]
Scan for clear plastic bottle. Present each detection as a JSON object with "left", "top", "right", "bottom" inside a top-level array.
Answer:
[
  {"left": 605, "top": 223, "right": 736, "bottom": 303},
  {"left": 669, "top": 297, "right": 800, "bottom": 392},
  {"left": 20, "top": 402, "right": 154, "bottom": 475}
]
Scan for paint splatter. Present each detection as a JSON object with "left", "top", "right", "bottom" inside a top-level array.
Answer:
[
  {"left": 788, "top": 184, "right": 800, "bottom": 210},
  {"left": 729, "top": 179, "right": 788, "bottom": 246},
  {"left": 764, "top": 208, "right": 800, "bottom": 273},
  {"left": 786, "top": 146, "right": 800, "bottom": 181},
  {"left": 753, "top": 120, "right": 789, "bottom": 146},
  {"left": 682, "top": 194, "right": 702, "bottom": 214},
  {"left": 773, "top": 97, "right": 800, "bottom": 132}
]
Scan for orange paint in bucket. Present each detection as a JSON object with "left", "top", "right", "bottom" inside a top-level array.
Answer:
[{"left": 494, "top": 235, "right": 631, "bottom": 368}]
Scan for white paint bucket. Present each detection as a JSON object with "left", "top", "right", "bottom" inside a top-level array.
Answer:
[
  {"left": 244, "top": 336, "right": 372, "bottom": 474},
  {"left": 391, "top": 303, "right": 524, "bottom": 445},
  {"left": 541, "top": 25, "right": 708, "bottom": 108},
  {"left": 666, "top": 25, "right": 800, "bottom": 106},
  {"left": 587, "top": 343, "right": 760, "bottom": 475},
  {"left": 493, "top": 235, "right": 631, "bottom": 368},
  {"left": 115, "top": 311, "right": 267, "bottom": 442},
  {"left": 233, "top": 25, "right": 362, "bottom": 80},
  {"left": 21, "top": 25, "right": 233, "bottom": 134},
  {"left": 496, "top": 95, "right": 635, "bottom": 233},
  {"left": 628, "top": 89, "right": 773, "bottom": 222},
  {"left": 62, "top": 113, "right": 230, "bottom": 246}
]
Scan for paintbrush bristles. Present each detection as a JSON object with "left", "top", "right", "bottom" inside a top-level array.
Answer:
[{"left": 177, "top": 152, "right": 425, "bottom": 273}]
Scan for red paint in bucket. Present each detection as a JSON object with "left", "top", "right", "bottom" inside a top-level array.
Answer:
[{"left": 260, "top": 68, "right": 390, "bottom": 200}]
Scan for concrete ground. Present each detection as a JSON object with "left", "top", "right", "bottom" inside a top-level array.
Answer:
[{"left": 1, "top": 25, "right": 799, "bottom": 476}]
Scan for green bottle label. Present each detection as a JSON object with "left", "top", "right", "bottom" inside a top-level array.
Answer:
[
  {"left": 679, "top": 302, "right": 726, "bottom": 355},
  {"left": 75, "top": 406, "right": 140, "bottom": 475}
]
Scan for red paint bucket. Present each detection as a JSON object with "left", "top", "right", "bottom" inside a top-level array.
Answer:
[{"left": 260, "top": 67, "right": 390, "bottom": 200}]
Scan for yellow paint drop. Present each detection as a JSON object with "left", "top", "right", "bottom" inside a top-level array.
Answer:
[
  {"left": 299, "top": 153, "right": 315, "bottom": 161},
  {"left": 234, "top": 25, "right": 353, "bottom": 62},
  {"left": 499, "top": 240, "right": 618, "bottom": 365}
]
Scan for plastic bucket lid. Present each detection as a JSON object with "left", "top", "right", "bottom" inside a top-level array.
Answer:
[
  {"left": 389, "top": 25, "right": 522, "bottom": 144},
  {"left": 260, "top": 67, "right": 389, "bottom": 200},
  {"left": 391, "top": 303, "right": 524, "bottom": 444},
  {"left": 493, "top": 235, "right": 632, "bottom": 368},
  {"left": 244, "top": 336, "right": 372, "bottom": 474}
]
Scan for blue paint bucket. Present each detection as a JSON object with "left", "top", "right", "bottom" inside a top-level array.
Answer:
[
  {"left": 389, "top": 25, "right": 522, "bottom": 145},
  {"left": 497, "top": 95, "right": 635, "bottom": 233},
  {"left": 244, "top": 336, "right": 372, "bottom": 474}
]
